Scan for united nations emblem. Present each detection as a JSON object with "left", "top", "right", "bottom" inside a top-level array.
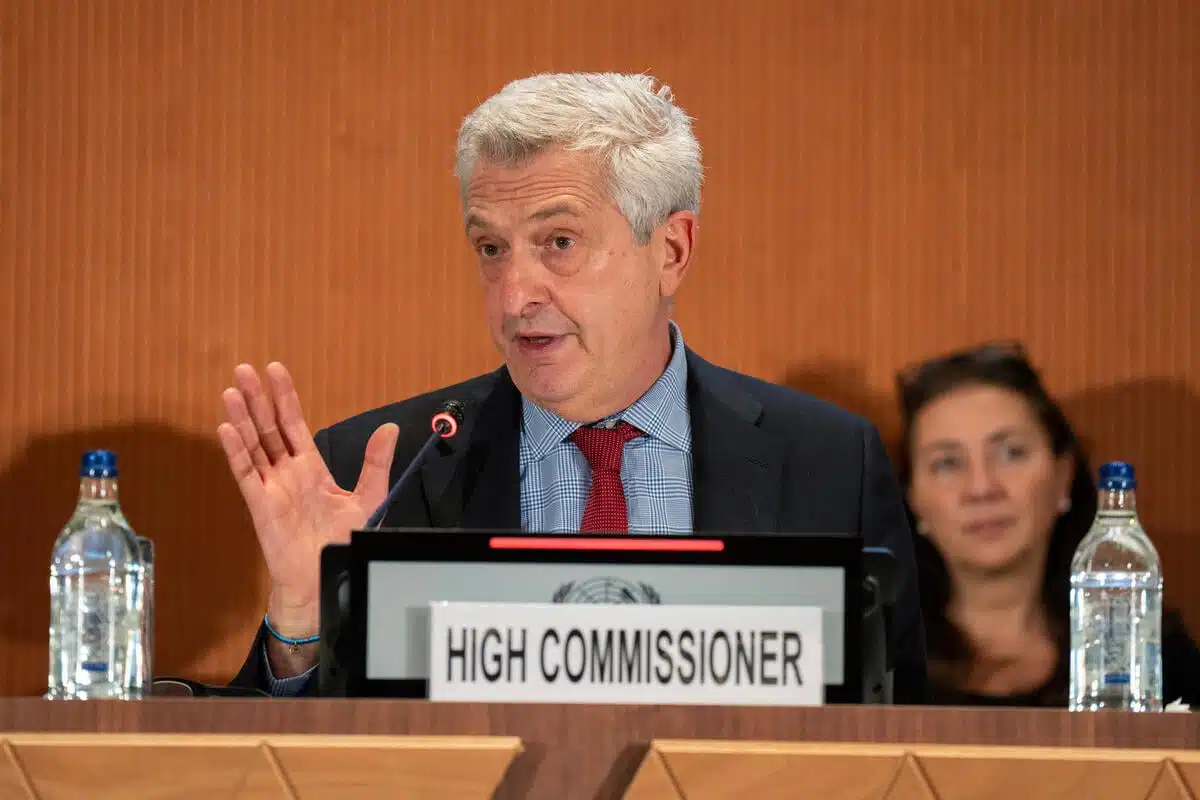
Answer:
[{"left": 552, "top": 576, "right": 662, "bottom": 604}]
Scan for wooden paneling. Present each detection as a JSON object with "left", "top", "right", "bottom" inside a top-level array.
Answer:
[
  {"left": 0, "top": 0, "right": 1195, "bottom": 694},
  {"left": 1, "top": 699, "right": 1199, "bottom": 799},
  {"left": 628, "top": 740, "right": 1200, "bottom": 799},
  {"left": 0, "top": 733, "right": 521, "bottom": 799}
]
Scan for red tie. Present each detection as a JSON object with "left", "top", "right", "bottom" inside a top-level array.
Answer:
[{"left": 570, "top": 422, "right": 643, "bottom": 532}]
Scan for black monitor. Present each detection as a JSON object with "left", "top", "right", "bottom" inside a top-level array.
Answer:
[{"left": 319, "top": 530, "right": 898, "bottom": 705}]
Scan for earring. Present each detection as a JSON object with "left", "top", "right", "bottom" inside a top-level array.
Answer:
[
  {"left": 1059, "top": 497, "right": 1072, "bottom": 513},
  {"left": 916, "top": 520, "right": 930, "bottom": 536}
]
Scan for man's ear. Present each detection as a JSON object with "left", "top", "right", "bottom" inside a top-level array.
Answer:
[{"left": 657, "top": 211, "right": 696, "bottom": 298}]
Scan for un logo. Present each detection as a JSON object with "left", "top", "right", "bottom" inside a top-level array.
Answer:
[{"left": 552, "top": 576, "right": 662, "bottom": 604}]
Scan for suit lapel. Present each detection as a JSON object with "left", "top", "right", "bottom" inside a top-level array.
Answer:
[
  {"left": 417, "top": 350, "right": 785, "bottom": 535},
  {"left": 419, "top": 367, "right": 523, "bottom": 530},
  {"left": 686, "top": 350, "right": 784, "bottom": 534}
]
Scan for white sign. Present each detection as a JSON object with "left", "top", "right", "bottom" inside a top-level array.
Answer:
[{"left": 427, "top": 602, "right": 823, "bottom": 706}]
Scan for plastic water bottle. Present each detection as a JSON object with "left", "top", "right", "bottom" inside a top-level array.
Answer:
[
  {"left": 1069, "top": 461, "right": 1163, "bottom": 712},
  {"left": 46, "top": 450, "right": 147, "bottom": 700}
]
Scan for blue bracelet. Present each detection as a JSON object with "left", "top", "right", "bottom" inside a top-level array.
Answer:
[{"left": 263, "top": 614, "right": 320, "bottom": 653}]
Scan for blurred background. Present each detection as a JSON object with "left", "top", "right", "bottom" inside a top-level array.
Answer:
[{"left": 0, "top": 0, "right": 1195, "bottom": 694}]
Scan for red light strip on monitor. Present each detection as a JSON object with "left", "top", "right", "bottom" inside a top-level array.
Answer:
[{"left": 488, "top": 537, "right": 725, "bottom": 552}]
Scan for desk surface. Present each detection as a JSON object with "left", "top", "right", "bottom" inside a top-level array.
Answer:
[{"left": 0, "top": 699, "right": 1195, "bottom": 798}]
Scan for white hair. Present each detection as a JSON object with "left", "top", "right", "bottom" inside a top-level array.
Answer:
[{"left": 454, "top": 73, "right": 703, "bottom": 244}]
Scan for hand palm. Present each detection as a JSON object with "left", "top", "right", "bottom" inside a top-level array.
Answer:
[
  {"left": 256, "top": 450, "right": 377, "bottom": 603},
  {"left": 218, "top": 363, "right": 399, "bottom": 615}
]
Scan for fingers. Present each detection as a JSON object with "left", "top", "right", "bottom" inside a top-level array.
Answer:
[
  {"left": 233, "top": 364, "right": 289, "bottom": 463},
  {"left": 217, "top": 421, "right": 268, "bottom": 517},
  {"left": 266, "top": 362, "right": 317, "bottom": 456},
  {"left": 354, "top": 423, "right": 400, "bottom": 503},
  {"left": 222, "top": 387, "right": 271, "bottom": 472}
]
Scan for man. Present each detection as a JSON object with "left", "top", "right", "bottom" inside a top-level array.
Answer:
[{"left": 220, "top": 73, "right": 926, "bottom": 702}]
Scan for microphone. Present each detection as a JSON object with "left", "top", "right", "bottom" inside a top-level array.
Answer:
[{"left": 364, "top": 400, "right": 465, "bottom": 530}]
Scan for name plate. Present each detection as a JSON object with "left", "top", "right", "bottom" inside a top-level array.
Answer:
[{"left": 427, "top": 601, "right": 823, "bottom": 706}]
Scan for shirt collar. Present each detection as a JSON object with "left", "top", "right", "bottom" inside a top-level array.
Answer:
[{"left": 521, "top": 321, "right": 691, "bottom": 462}]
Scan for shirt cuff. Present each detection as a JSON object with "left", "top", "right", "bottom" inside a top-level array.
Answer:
[{"left": 261, "top": 641, "right": 317, "bottom": 697}]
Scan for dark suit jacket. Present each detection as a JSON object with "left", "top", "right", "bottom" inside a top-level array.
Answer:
[{"left": 232, "top": 348, "right": 928, "bottom": 703}]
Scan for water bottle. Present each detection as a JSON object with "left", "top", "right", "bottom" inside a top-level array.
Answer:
[
  {"left": 46, "top": 450, "right": 146, "bottom": 700},
  {"left": 1069, "top": 461, "right": 1163, "bottom": 712}
]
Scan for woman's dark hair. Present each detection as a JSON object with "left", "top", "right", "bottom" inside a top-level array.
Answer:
[{"left": 895, "top": 342, "right": 1097, "bottom": 693}]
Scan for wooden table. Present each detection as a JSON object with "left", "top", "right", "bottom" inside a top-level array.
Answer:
[{"left": 0, "top": 698, "right": 1196, "bottom": 798}]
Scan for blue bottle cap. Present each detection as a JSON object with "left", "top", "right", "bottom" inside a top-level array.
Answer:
[
  {"left": 1098, "top": 461, "right": 1135, "bottom": 491},
  {"left": 80, "top": 450, "right": 119, "bottom": 479}
]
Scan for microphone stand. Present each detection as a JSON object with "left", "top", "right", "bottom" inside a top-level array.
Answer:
[{"left": 365, "top": 423, "right": 450, "bottom": 530}]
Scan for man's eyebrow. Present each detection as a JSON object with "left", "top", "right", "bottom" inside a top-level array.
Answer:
[{"left": 465, "top": 213, "right": 488, "bottom": 233}]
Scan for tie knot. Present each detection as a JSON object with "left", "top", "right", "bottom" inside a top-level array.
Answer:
[{"left": 570, "top": 421, "right": 642, "bottom": 472}]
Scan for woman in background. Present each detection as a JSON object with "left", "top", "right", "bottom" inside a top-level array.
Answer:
[{"left": 896, "top": 342, "right": 1200, "bottom": 707}]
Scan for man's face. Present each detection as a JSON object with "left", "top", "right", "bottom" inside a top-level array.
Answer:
[{"left": 465, "top": 149, "right": 694, "bottom": 422}]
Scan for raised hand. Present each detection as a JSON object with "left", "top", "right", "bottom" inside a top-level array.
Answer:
[{"left": 217, "top": 363, "right": 399, "bottom": 649}]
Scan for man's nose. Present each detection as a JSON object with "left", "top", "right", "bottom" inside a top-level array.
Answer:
[{"left": 498, "top": 248, "right": 549, "bottom": 317}]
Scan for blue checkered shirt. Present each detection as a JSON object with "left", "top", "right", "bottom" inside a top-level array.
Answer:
[
  {"left": 519, "top": 321, "right": 694, "bottom": 534},
  {"left": 264, "top": 323, "right": 694, "bottom": 695}
]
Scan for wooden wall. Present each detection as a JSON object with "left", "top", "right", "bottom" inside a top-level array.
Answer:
[{"left": 0, "top": 0, "right": 1195, "bottom": 694}]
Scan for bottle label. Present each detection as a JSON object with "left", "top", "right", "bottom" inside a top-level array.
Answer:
[{"left": 1100, "top": 593, "right": 1132, "bottom": 685}]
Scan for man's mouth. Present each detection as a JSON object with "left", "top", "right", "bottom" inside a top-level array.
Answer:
[{"left": 516, "top": 333, "right": 566, "bottom": 355}]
